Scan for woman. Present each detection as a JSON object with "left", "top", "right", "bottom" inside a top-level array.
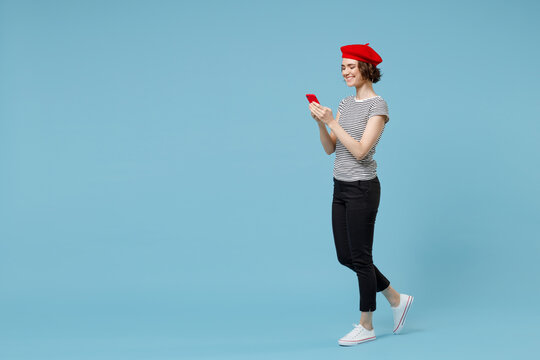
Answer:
[{"left": 308, "top": 43, "right": 414, "bottom": 346}]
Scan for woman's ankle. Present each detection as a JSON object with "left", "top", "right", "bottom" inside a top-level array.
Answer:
[
  {"left": 389, "top": 294, "right": 400, "bottom": 307},
  {"left": 359, "top": 321, "right": 373, "bottom": 330},
  {"left": 382, "top": 286, "right": 400, "bottom": 307}
]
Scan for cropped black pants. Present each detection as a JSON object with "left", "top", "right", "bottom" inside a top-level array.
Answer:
[{"left": 332, "top": 176, "right": 390, "bottom": 312}]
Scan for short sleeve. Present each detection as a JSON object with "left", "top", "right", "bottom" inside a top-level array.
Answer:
[
  {"left": 337, "top": 98, "right": 345, "bottom": 116},
  {"left": 368, "top": 98, "right": 390, "bottom": 124}
]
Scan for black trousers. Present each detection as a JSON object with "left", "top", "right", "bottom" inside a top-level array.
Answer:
[{"left": 332, "top": 176, "right": 390, "bottom": 312}]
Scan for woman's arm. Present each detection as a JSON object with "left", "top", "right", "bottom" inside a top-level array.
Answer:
[
  {"left": 310, "top": 101, "right": 387, "bottom": 160},
  {"left": 328, "top": 115, "right": 387, "bottom": 160},
  {"left": 318, "top": 112, "right": 340, "bottom": 155}
]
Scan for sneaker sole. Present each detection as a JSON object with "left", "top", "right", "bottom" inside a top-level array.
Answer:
[
  {"left": 393, "top": 295, "right": 414, "bottom": 334},
  {"left": 338, "top": 336, "right": 376, "bottom": 346}
]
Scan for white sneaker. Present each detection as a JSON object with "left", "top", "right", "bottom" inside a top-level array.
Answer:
[
  {"left": 338, "top": 323, "right": 376, "bottom": 346},
  {"left": 392, "top": 293, "right": 414, "bottom": 334}
]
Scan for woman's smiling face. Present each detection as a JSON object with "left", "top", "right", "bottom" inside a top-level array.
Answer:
[{"left": 341, "top": 58, "right": 362, "bottom": 86}]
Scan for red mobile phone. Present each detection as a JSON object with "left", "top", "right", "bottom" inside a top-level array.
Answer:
[{"left": 306, "top": 94, "right": 320, "bottom": 104}]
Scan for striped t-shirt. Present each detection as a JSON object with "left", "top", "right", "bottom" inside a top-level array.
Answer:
[{"left": 333, "top": 95, "right": 390, "bottom": 181}]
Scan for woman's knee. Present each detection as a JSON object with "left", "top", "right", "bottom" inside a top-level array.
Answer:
[
  {"left": 337, "top": 254, "right": 354, "bottom": 270},
  {"left": 351, "top": 257, "right": 374, "bottom": 272}
]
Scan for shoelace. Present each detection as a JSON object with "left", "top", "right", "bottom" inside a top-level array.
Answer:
[{"left": 347, "top": 323, "right": 366, "bottom": 337}]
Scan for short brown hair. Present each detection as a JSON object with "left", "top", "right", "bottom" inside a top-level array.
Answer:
[{"left": 356, "top": 61, "right": 382, "bottom": 83}]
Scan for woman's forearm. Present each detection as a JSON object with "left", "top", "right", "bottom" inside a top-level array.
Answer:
[
  {"left": 328, "top": 120, "right": 363, "bottom": 160},
  {"left": 318, "top": 121, "right": 335, "bottom": 155}
]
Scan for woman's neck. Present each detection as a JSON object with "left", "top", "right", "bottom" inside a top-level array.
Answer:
[{"left": 355, "top": 83, "right": 377, "bottom": 100}]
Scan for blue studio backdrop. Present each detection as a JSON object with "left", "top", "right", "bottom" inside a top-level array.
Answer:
[{"left": 1, "top": 0, "right": 539, "bottom": 359}]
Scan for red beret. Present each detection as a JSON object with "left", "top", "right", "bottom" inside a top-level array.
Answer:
[{"left": 340, "top": 43, "right": 382, "bottom": 67}]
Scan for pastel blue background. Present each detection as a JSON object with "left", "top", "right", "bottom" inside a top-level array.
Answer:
[{"left": 1, "top": 0, "right": 539, "bottom": 358}]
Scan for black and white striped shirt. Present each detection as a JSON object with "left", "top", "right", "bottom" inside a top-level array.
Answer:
[{"left": 333, "top": 95, "right": 390, "bottom": 181}]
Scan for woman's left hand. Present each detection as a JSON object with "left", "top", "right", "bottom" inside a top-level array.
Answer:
[{"left": 309, "top": 102, "right": 335, "bottom": 126}]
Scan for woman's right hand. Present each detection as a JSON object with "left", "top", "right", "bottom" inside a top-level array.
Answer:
[{"left": 310, "top": 108, "right": 323, "bottom": 124}]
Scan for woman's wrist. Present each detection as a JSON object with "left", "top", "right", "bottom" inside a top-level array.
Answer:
[{"left": 327, "top": 118, "right": 338, "bottom": 129}]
